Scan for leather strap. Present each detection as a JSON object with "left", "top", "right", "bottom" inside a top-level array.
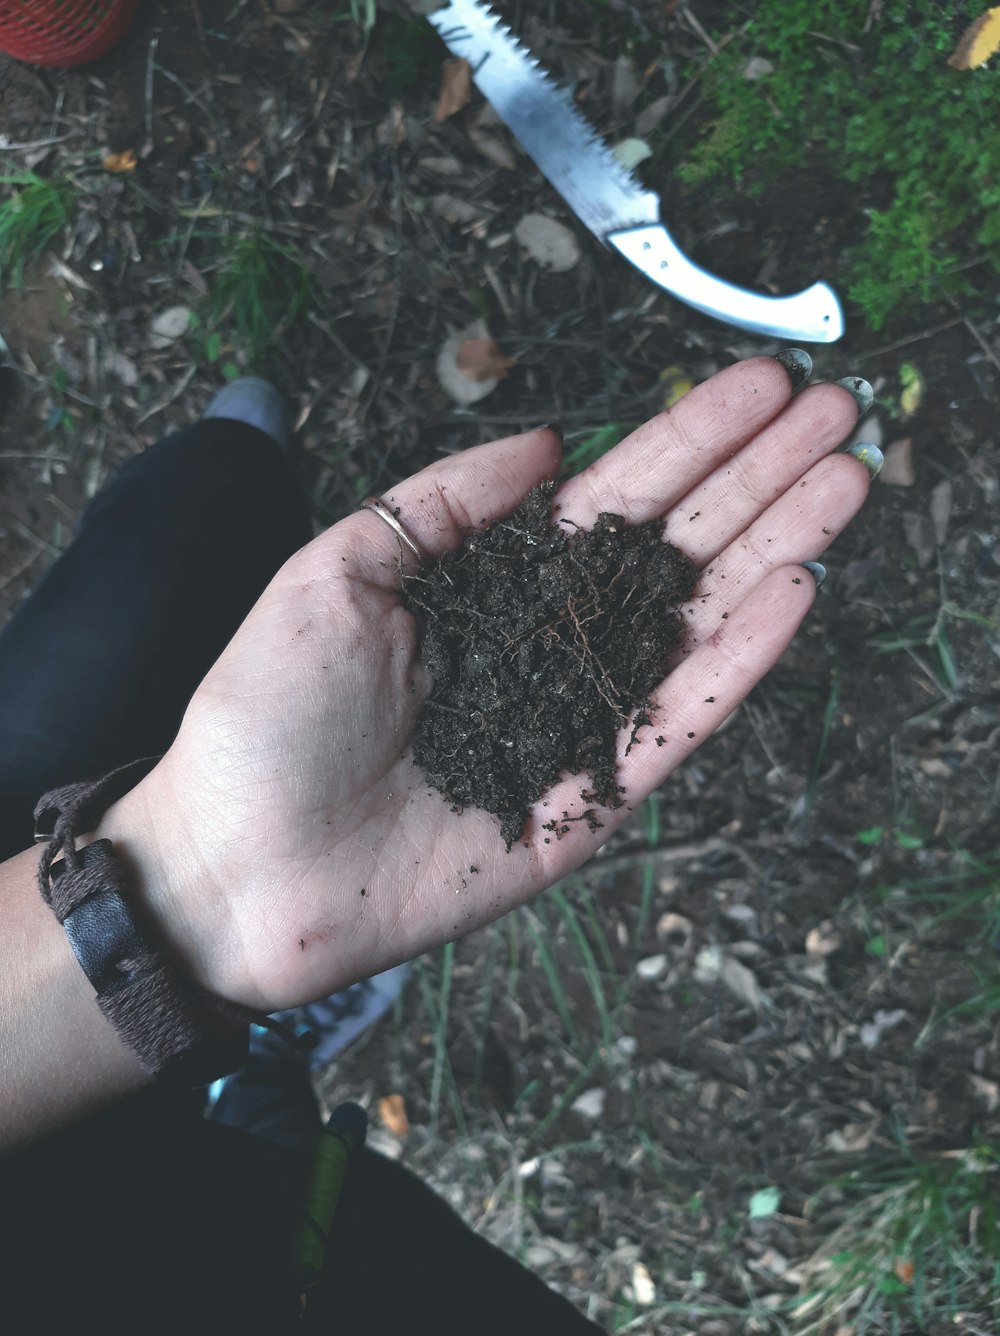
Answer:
[{"left": 35, "top": 758, "right": 257, "bottom": 1085}]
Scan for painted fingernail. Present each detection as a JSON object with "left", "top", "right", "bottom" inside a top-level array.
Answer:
[
  {"left": 801, "top": 561, "right": 827, "bottom": 588},
  {"left": 836, "top": 376, "right": 874, "bottom": 414},
  {"left": 844, "top": 441, "right": 884, "bottom": 478},
  {"left": 774, "top": 348, "right": 812, "bottom": 389},
  {"left": 536, "top": 422, "right": 563, "bottom": 442}
]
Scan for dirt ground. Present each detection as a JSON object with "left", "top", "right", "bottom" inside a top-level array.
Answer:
[{"left": 1, "top": 3, "right": 997, "bottom": 1332}]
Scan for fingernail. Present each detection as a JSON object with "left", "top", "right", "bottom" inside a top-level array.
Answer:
[
  {"left": 801, "top": 561, "right": 827, "bottom": 588},
  {"left": 536, "top": 422, "right": 563, "bottom": 442},
  {"left": 774, "top": 348, "right": 812, "bottom": 389},
  {"left": 836, "top": 376, "right": 874, "bottom": 414},
  {"left": 844, "top": 441, "right": 884, "bottom": 478}
]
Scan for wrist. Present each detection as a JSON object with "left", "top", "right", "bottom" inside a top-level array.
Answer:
[{"left": 89, "top": 762, "right": 254, "bottom": 1009}]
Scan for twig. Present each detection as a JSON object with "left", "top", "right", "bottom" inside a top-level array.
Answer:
[
  {"left": 154, "top": 62, "right": 212, "bottom": 119},
  {"left": 962, "top": 315, "right": 1000, "bottom": 375},
  {"left": 0, "top": 134, "right": 72, "bottom": 152},
  {"left": 191, "top": 0, "right": 206, "bottom": 48},
  {"left": 574, "top": 838, "right": 731, "bottom": 881},
  {"left": 135, "top": 365, "right": 197, "bottom": 425},
  {"left": 858, "top": 315, "right": 963, "bottom": 360},
  {"left": 682, "top": 5, "right": 718, "bottom": 54}
]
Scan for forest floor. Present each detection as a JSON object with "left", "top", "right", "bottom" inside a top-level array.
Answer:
[{"left": 1, "top": 3, "right": 997, "bottom": 1332}]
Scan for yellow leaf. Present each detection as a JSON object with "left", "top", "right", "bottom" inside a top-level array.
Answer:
[
  {"left": 103, "top": 149, "right": 137, "bottom": 174},
  {"left": 899, "top": 362, "right": 924, "bottom": 417},
  {"left": 948, "top": 6, "right": 1000, "bottom": 69},
  {"left": 659, "top": 364, "right": 694, "bottom": 409},
  {"left": 378, "top": 1093, "right": 410, "bottom": 1137}
]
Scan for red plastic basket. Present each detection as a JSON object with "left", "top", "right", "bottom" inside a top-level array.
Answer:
[{"left": 0, "top": 0, "right": 140, "bottom": 68}]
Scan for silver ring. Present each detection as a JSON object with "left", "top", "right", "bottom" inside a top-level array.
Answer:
[{"left": 359, "top": 497, "right": 424, "bottom": 564}]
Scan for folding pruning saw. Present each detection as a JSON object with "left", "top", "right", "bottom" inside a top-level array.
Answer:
[{"left": 428, "top": 0, "right": 843, "bottom": 342}]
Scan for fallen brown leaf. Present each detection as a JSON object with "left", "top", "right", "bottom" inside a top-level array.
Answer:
[
  {"left": 378, "top": 1093, "right": 410, "bottom": 1137},
  {"left": 455, "top": 336, "right": 515, "bottom": 383},
  {"left": 435, "top": 58, "right": 473, "bottom": 122},
  {"left": 879, "top": 437, "right": 915, "bottom": 487},
  {"left": 103, "top": 149, "right": 137, "bottom": 174},
  {"left": 894, "top": 1258, "right": 915, "bottom": 1285}
]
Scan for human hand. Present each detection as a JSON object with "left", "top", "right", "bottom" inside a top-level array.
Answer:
[{"left": 117, "top": 355, "right": 875, "bottom": 1012}]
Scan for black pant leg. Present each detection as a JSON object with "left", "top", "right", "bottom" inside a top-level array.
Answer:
[{"left": 0, "top": 418, "right": 312, "bottom": 858}]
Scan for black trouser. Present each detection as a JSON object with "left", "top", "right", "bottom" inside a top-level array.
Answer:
[{"left": 0, "top": 419, "right": 603, "bottom": 1333}]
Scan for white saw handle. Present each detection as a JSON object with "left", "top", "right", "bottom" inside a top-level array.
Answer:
[{"left": 608, "top": 224, "right": 844, "bottom": 344}]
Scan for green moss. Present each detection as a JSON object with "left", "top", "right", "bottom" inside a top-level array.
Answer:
[{"left": 676, "top": 0, "right": 1000, "bottom": 330}]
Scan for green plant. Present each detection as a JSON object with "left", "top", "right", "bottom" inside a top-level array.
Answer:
[
  {"left": 0, "top": 172, "right": 75, "bottom": 289},
  {"left": 676, "top": 1, "right": 1000, "bottom": 330},
  {"left": 793, "top": 1145, "right": 1000, "bottom": 1332},
  {"left": 376, "top": 13, "right": 442, "bottom": 95},
  {"left": 869, "top": 600, "right": 999, "bottom": 697},
  {"left": 561, "top": 422, "right": 637, "bottom": 476},
  {"left": 202, "top": 230, "right": 310, "bottom": 370},
  {"left": 311, "top": 0, "right": 376, "bottom": 33}
]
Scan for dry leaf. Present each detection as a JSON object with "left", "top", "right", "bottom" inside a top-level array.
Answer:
[
  {"left": 571, "top": 1087, "right": 606, "bottom": 1119},
  {"left": 970, "top": 1074, "right": 1000, "bottom": 1111},
  {"left": 894, "top": 1258, "right": 915, "bottom": 1285},
  {"left": 435, "top": 57, "right": 473, "bottom": 122},
  {"left": 467, "top": 103, "right": 517, "bottom": 170},
  {"left": 743, "top": 55, "right": 775, "bottom": 80},
  {"left": 631, "top": 1261, "right": 656, "bottom": 1306},
  {"left": 879, "top": 437, "right": 915, "bottom": 487},
  {"left": 436, "top": 319, "right": 514, "bottom": 404},
  {"left": 611, "top": 55, "right": 640, "bottom": 113},
  {"left": 456, "top": 336, "right": 515, "bottom": 382},
  {"left": 656, "top": 910, "right": 693, "bottom": 944},
  {"left": 148, "top": 305, "right": 192, "bottom": 349},
  {"left": 948, "top": 5, "right": 1000, "bottom": 69},
  {"left": 429, "top": 193, "right": 485, "bottom": 225},
  {"left": 805, "top": 923, "right": 841, "bottom": 957},
  {"left": 103, "top": 149, "right": 137, "bottom": 174},
  {"left": 635, "top": 954, "right": 667, "bottom": 981},
  {"left": 378, "top": 1093, "right": 410, "bottom": 1137},
  {"left": 514, "top": 213, "right": 581, "bottom": 272},
  {"left": 612, "top": 137, "right": 653, "bottom": 171},
  {"left": 467, "top": 128, "right": 517, "bottom": 171},
  {"left": 930, "top": 478, "right": 953, "bottom": 546}
]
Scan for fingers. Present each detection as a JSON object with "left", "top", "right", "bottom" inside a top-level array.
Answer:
[
  {"left": 615, "top": 564, "right": 818, "bottom": 796},
  {"left": 681, "top": 451, "right": 871, "bottom": 642},
  {"left": 555, "top": 356, "right": 798, "bottom": 527},
  {"left": 343, "top": 427, "right": 562, "bottom": 583},
  {"left": 530, "top": 563, "right": 818, "bottom": 877},
  {"left": 660, "top": 381, "right": 861, "bottom": 564}
]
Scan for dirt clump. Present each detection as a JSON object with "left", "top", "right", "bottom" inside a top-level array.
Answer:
[{"left": 402, "top": 482, "right": 699, "bottom": 847}]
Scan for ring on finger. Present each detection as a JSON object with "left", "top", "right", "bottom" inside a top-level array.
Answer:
[{"left": 359, "top": 496, "right": 425, "bottom": 565}]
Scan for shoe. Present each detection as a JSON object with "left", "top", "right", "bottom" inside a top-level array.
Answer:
[
  {"left": 258, "top": 963, "right": 412, "bottom": 1071},
  {"left": 201, "top": 376, "right": 292, "bottom": 452},
  {"left": 205, "top": 964, "right": 412, "bottom": 1136}
]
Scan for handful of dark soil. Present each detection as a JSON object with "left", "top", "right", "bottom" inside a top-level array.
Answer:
[{"left": 402, "top": 482, "right": 698, "bottom": 847}]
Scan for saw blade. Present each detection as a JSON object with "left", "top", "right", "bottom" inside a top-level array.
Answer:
[{"left": 428, "top": 0, "right": 660, "bottom": 238}]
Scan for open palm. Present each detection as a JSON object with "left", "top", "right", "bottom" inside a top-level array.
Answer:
[{"left": 150, "top": 356, "right": 871, "bottom": 1012}]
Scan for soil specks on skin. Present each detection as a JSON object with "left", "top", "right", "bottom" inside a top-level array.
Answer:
[{"left": 401, "top": 481, "right": 697, "bottom": 847}]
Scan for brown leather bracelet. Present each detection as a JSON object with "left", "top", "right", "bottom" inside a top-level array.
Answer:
[{"left": 35, "top": 758, "right": 258, "bottom": 1085}]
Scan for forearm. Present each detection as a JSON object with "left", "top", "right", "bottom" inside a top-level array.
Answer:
[
  {"left": 0, "top": 772, "right": 238, "bottom": 1154},
  {"left": 0, "top": 841, "right": 150, "bottom": 1153}
]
